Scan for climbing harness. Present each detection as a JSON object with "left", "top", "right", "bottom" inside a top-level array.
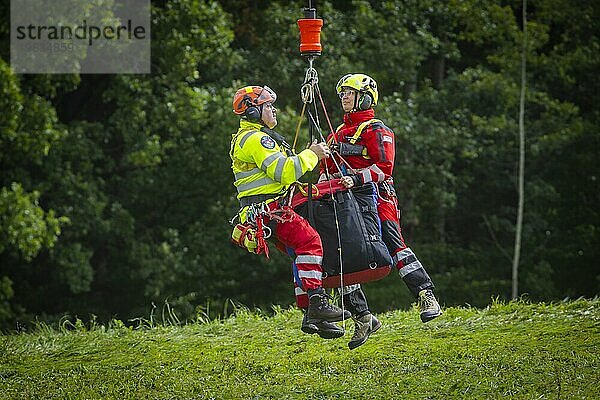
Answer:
[
  {"left": 230, "top": 200, "right": 297, "bottom": 259},
  {"left": 230, "top": 202, "right": 272, "bottom": 257}
]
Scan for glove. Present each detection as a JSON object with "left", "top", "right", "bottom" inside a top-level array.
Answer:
[
  {"left": 330, "top": 142, "right": 366, "bottom": 156},
  {"left": 340, "top": 174, "right": 362, "bottom": 188}
]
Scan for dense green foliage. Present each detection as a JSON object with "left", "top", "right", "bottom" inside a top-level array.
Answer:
[
  {"left": 1, "top": 299, "right": 598, "bottom": 398},
  {"left": 0, "top": 0, "right": 598, "bottom": 328}
]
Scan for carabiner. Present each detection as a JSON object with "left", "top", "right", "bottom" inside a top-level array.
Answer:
[{"left": 262, "top": 226, "right": 272, "bottom": 240}]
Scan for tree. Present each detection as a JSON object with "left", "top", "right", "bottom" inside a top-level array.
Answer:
[{"left": 0, "top": 0, "right": 597, "bottom": 328}]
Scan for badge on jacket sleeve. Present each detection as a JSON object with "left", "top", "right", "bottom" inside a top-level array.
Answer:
[{"left": 260, "top": 135, "right": 276, "bottom": 149}]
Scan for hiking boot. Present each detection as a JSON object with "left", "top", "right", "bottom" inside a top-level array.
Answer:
[
  {"left": 419, "top": 289, "right": 442, "bottom": 323},
  {"left": 348, "top": 313, "right": 382, "bottom": 350},
  {"left": 307, "top": 289, "right": 351, "bottom": 322},
  {"left": 301, "top": 313, "right": 345, "bottom": 339}
]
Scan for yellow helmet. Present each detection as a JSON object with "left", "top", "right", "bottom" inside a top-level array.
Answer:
[{"left": 336, "top": 73, "right": 379, "bottom": 109}]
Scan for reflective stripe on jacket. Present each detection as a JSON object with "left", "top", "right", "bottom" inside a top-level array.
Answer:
[{"left": 230, "top": 120, "right": 319, "bottom": 199}]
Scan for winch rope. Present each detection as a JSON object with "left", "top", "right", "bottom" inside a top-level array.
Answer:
[
  {"left": 300, "top": 61, "right": 347, "bottom": 325},
  {"left": 297, "top": 0, "right": 354, "bottom": 324}
]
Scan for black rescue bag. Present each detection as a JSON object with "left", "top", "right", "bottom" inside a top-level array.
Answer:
[{"left": 294, "top": 183, "right": 392, "bottom": 287}]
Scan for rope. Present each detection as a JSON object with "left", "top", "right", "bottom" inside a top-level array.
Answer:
[
  {"left": 315, "top": 83, "right": 335, "bottom": 140},
  {"left": 314, "top": 83, "right": 358, "bottom": 176},
  {"left": 297, "top": 61, "right": 348, "bottom": 328},
  {"left": 292, "top": 57, "right": 316, "bottom": 152},
  {"left": 292, "top": 102, "right": 307, "bottom": 152}
]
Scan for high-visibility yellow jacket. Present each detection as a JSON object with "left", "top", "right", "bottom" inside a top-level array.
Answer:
[{"left": 230, "top": 120, "right": 319, "bottom": 200}]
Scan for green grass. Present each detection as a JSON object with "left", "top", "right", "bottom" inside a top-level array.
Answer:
[{"left": 1, "top": 298, "right": 599, "bottom": 399}]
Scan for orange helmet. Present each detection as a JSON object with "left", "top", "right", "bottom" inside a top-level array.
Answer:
[{"left": 232, "top": 85, "right": 277, "bottom": 115}]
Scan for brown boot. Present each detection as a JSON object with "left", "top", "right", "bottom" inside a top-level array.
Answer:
[
  {"left": 418, "top": 289, "right": 442, "bottom": 323},
  {"left": 348, "top": 313, "right": 381, "bottom": 350}
]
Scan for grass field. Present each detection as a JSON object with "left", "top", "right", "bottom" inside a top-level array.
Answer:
[{"left": 1, "top": 298, "right": 599, "bottom": 399}]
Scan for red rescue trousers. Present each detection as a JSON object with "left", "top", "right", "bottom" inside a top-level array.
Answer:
[
  {"left": 377, "top": 191, "right": 426, "bottom": 281},
  {"left": 265, "top": 201, "right": 323, "bottom": 309},
  {"left": 377, "top": 194, "right": 406, "bottom": 259}
]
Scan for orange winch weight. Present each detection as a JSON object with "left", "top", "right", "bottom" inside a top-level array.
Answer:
[{"left": 297, "top": 18, "right": 323, "bottom": 56}]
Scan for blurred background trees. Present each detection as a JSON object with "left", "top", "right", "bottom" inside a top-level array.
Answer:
[{"left": 1, "top": 0, "right": 598, "bottom": 329}]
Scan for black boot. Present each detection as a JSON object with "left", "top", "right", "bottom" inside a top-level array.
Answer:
[
  {"left": 306, "top": 288, "right": 351, "bottom": 322},
  {"left": 301, "top": 312, "right": 345, "bottom": 339}
]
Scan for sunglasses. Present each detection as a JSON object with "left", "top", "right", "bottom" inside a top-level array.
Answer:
[{"left": 338, "top": 89, "right": 356, "bottom": 99}]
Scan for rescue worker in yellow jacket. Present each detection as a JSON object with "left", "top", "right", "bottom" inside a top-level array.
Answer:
[{"left": 230, "top": 85, "right": 350, "bottom": 338}]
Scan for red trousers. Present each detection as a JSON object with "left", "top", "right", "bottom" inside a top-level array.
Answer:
[
  {"left": 378, "top": 195, "right": 406, "bottom": 257},
  {"left": 377, "top": 190, "right": 423, "bottom": 272},
  {"left": 265, "top": 202, "right": 323, "bottom": 308}
]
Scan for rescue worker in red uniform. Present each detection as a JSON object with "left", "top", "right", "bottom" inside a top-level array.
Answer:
[
  {"left": 320, "top": 73, "right": 442, "bottom": 349},
  {"left": 230, "top": 85, "right": 350, "bottom": 338}
]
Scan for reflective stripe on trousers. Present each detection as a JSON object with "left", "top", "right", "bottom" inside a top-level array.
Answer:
[{"left": 261, "top": 201, "right": 323, "bottom": 299}]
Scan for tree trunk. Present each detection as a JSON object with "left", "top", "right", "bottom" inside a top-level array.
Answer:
[
  {"left": 431, "top": 54, "right": 445, "bottom": 89},
  {"left": 512, "top": 0, "right": 527, "bottom": 299}
]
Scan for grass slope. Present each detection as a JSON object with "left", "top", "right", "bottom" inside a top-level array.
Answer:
[{"left": 1, "top": 299, "right": 599, "bottom": 399}]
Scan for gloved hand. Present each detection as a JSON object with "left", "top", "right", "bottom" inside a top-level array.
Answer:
[
  {"left": 309, "top": 140, "right": 330, "bottom": 160},
  {"left": 330, "top": 142, "right": 365, "bottom": 156},
  {"left": 340, "top": 174, "right": 361, "bottom": 188}
]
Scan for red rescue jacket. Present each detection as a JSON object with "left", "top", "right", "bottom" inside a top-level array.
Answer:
[{"left": 321, "top": 109, "right": 395, "bottom": 184}]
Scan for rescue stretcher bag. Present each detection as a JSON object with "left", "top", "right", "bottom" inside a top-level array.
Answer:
[{"left": 293, "top": 181, "right": 392, "bottom": 288}]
